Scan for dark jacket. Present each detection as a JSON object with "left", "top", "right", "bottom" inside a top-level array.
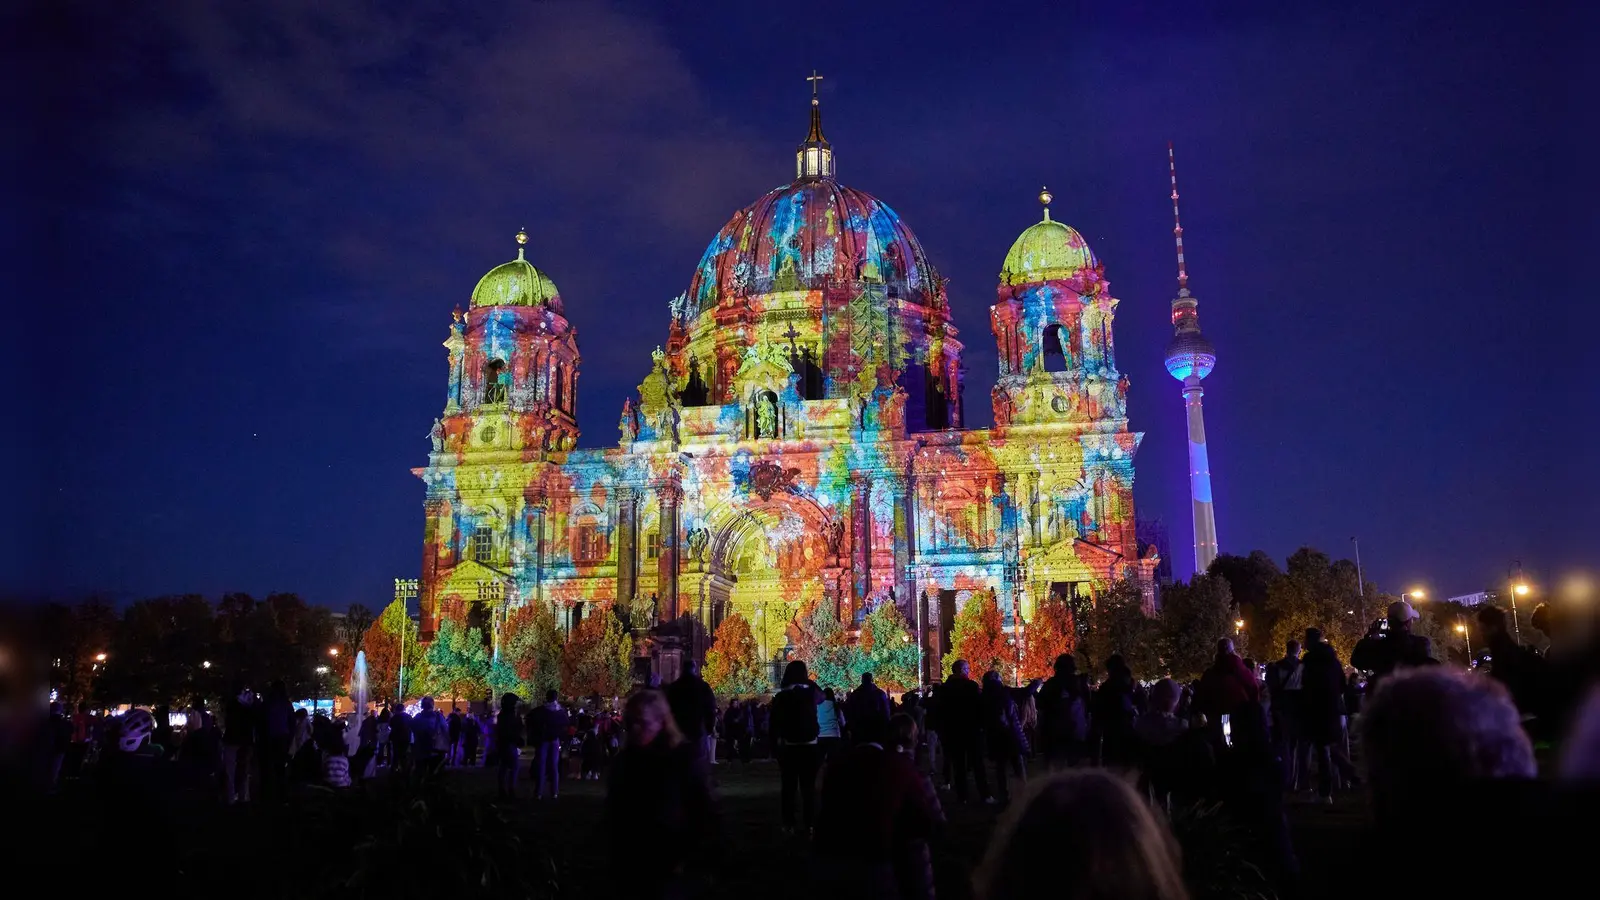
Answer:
[
  {"left": 815, "top": 743, "right": 938, "bottom": 862},
  {"left": 771, "top": 682, "right": 822, "bottom": 744},
  {"left": 526, "top": 702, "right": 570, "bottom": 744},
  {"left": 1196, "top": 653, "right": 1260, "bottom": 720},
  {"left": 933, "top": 674, "right": 982, "bottom": 737},
  {"left": 493, "top": 710, "right": 524, "bottom": 751},
  {"left": 1298, "top": 640, "right": 1347, "bottom": 744},
  {"left": 1038, "top": 670, "right": 1089, "bottom": 755},
  {"left": 665, "top": 673, "right": 718, "bottom": 740},
  {"left": 845, "top": 682, "right": 891, "bottom": 741},
  {"left": 605, "top": 740, "right": 718, "bottom": 896},
  {"left": 1350, "top": 629, "right": 1436, "bottom": 694},
  {"left": 982, "top": 680, "right": 1029, "bottom": 758}
]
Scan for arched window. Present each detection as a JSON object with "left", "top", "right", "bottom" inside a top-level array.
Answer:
[
  {"left": 790, "top": 346, "right": 825, "bottom": 401},
  {"left": 1042, "top": 325, "right": 1068, "bottom": 373},
  {"left": 682, "top": 356, "right": 710, "bottom": 407},
  {"left": 484, "top": 359, "right": 509, "bottom": 403},
  {"left": 552, "top": 363, "right": 565, "bottom": 411},
  {"left": 925, "top": 366, "right": 949, "bottom": 429}
]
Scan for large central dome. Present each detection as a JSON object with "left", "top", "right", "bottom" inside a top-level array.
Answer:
[{"left": 683, "top": 179, "right": 942, "bottom": 319}]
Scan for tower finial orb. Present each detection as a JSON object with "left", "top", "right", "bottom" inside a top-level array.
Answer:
[
  {"left": 1039, "top": 186, "right": 1053, "bottom": 221},
  {"left": 515, "top": 227, "right": 528, "bottom": 260}
]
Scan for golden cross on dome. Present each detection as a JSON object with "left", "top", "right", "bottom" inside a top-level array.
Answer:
[{"left": 806, "top": 70, "right": 824, "bottom": 105}]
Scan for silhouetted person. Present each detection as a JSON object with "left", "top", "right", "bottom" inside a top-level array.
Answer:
[
  {"left": 666, "top": 658, "right": 718, "bottom": 761},
  {"left": 607, "top": 690, "right": 717, "bottom": 898},
  {"left": 526, "top": 689, "right": 569, "bottom": 799},
  {"left": 1299, "top": 627, "right": 1357, "bottom": 801},
  {"left": 1038, "top": 654, "right": 1089, "bottom": 768},
  {"left": 846, "top": 672, "right": 891, "bottom": 745},
  {"left": 771, "top": 660, "right": 822, "bottom": 834},
  {"left": 936, "top": 660, "right": 990, "bottom": 803},
  {"left": 1350, "top": 600, "right": 1436, "bottom": 695}
]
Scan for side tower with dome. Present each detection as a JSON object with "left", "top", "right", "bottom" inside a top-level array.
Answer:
[{"left": 413, "top": 88, "right": 1158, "bottom": 684}]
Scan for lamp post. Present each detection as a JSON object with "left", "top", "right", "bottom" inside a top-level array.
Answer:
[
  {"left": 1509, "top": 563, "right": 1528, "bottom": 646},
  {"left": 1455, "top": 621, "right": 1472, "bottom": 667},
  {"left": 1350, "top": 536, "right": 1367, "bottom": 627},
  {"left": 314, "top": 664, "right": 330, "bottom": 715},
  {"left": 1234, "top": 618, "right": 1244, "bottom": 638}
]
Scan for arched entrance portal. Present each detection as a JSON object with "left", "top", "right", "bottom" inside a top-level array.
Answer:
[{"left": 705, "top": 502, "right": 829, "bottom": 681}]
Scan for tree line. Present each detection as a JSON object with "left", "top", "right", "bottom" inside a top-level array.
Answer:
[{"left": 32, "top": 544, "right": 1465, "bottom": 707}]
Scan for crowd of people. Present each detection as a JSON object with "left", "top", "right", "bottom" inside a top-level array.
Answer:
[{"left": 28, "top": 595, "right": 1600, "bottom": 899}]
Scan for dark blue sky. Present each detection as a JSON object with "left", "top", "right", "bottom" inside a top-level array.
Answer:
[{"left": 9, "top": 1, "right": 1590, "bottom": 606}]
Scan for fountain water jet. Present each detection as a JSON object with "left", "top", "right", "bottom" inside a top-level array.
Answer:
[{"left": 347, "top": 650, "right": 369, "bottom": 754}]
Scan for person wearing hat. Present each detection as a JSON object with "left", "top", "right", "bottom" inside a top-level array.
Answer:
[{"left": 1351, "top": 600, "right": 1438, "bottom": 696}]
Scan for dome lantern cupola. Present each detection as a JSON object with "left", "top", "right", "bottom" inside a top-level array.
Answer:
[
  {"left": 470, "top": 229, "right": 563, "bottom": 311},
  {"left": 795, "top": 71, "right": 834, "bottom": 182}
]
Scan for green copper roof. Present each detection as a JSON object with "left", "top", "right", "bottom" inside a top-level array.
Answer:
[
  {"left": 1000, "top": 218, "right": 1099, "bottom": 286},
  {"left": 470, "top": 258, "right": 562, "bottom": 310}
]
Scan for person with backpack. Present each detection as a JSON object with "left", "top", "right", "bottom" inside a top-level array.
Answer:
[
  {"left": 1265, "top": 639, "right": 1305, "bottom": 788},
  {"left": 413, "top": 696, "right": 449, "bottom": 774},
  {"left": 935, "top": 660, "right": 991, "bottom": 803},
  {"left": 771, "top": 660, "right": 823, "bottom": 835},
  {"left": 1038, "top": 654, "right": 1089, "bottom": 769}
]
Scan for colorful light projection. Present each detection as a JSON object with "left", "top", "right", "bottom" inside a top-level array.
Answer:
[{"left": 415, "top": 102, "right": 1158, "bottom": 683}]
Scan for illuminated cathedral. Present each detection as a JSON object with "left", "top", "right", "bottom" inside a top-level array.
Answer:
[{"left": 414, "top": 90, "right": 1160, "bottom": 684}]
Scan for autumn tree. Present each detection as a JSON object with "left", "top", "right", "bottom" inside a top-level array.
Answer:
[
  {"left": 562, "top": 606, "right": 633, "bottom": 698},
  {"left": 501, "top": 602, "right": 563, "bottom": 699},
  {"left": 1081, "top": 579, "right": 1164, "bottom": 680},
  {"left": 1255, "top": 548, "right": 1366, "bottom": 660},
  {"left": 1158, "top": 574, "right": 1235, "bottom": 681},
  {"left": 1021, "top": 592, "right": 1076, "bottom": 680},
  {"left": 704, "top": 613, "right": 770, "bottom": 697},
  {"left": 362, "top": 599, "right": 427, "bottom": 703},
  {"left": 943, "top": 589, "right": 1009, "bottom": 680},
  {"left": 858, "top": 601, "right": 919, "bottom": 692}
]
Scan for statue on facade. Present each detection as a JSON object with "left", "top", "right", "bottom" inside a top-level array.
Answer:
[
  {"left": 648, "top": 592, "right": 659, "bottom": 622},
  {"left": 619, "top": 398, "right": 640, "bottom": 443},
  {"left": 428, "top": 417, "right": 444, "bottom": 452},
  {"left": 825, "top": 519, "right": 845, "bottom": 561},
  {"left": 686, "top": 527, "right": 709, "bottom": 565},
  {"left": 756, "top": 392, "right": 778, "bottom": 438}
]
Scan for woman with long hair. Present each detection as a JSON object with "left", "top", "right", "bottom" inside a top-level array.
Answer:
[
  {"left": 606, "top": 690, "right": 718, "bottom": 898},
  {"left": 977, "top": 769, "right": 1189, "bottom": 900}
]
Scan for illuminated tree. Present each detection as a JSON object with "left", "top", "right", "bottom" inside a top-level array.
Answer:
[
  {"left": 425, "top": 613, "right": 492, "bottom": 702},
  {"left": 563, "top": 606, "right": 633, "bottom": 698},
  {"left": 943, "top": 589, "right": 1009, "bottom": 680},
  {"left": 1021, "top": 592, "right": 1076, "bottom": 680},
  {"left": 795, "top": 597, "right": 856, "bottom": 693},
  {"left": 1157, "top": 574, "right": 1235, "bottom": 681},
  {"left": 502, "top": 602, "right": 562, "bottom": 699},
  {"left": 859, "top": 601, "right": 919, "bottom": 692},
  {"left": 704, "top": 613, "right": 769, "bottom": 697}
]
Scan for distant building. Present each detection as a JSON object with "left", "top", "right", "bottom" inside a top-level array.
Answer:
[{"left": 1447, "top": 591, "right": 1493, "bottom": 607}]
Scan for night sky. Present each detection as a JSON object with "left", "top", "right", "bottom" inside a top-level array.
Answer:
[{"left": 10, "top": 1, "right": 1589, "bottom": 607}]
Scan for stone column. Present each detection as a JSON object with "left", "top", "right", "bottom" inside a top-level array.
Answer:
[
  {"left": 851, "top": 472, "right": 872, "bottom": 620},
  {"left": 890, "top": 469, "right": 911, "bottom": 616},
  {"left": 658, "top": 481, "right": 682, "bottom": 621},
  {"left": 616, "top": 487, "right": 639, "bottom": 607}
]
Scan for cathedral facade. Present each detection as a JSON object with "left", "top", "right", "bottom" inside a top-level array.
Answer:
[{"left": 414, "top": 97, "right": 1159, "bottom": 684}]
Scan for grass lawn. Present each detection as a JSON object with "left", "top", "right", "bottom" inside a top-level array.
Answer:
[{"left": 40, "top": 756, "right": 1368, "bottom": 899}]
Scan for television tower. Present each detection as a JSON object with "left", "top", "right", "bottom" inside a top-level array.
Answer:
[{"left": 1162, "top": 143, "right": 1219, "bottom": 573}]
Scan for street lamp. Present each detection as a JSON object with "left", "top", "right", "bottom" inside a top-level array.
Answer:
[
  {"left": 1403, "top": 588, "right": 1425, "bottom": 603},
  {"left": 94, "top": 653, "right": 107, "bottom": 663},
  {"left": 1234, "top": 618, "right": 1244, "bottom": 637},
  {"left": 314, "top": 665, "right": 330, "bottom": 715},
  {"left": 328, "top": 647, "right": 339, "bottom": 657},
  {"left": 202, "top": 660, "right": 212, "bottom": 669},
  {"left": 1455, "top": 621, "right": 1472, "bottom": 667}
]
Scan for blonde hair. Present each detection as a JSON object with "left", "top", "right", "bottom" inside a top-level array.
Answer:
[
  {"left": 977, "top": 770, "right": 1189, "bottom": 900},
  {"left": 623, "top": 689, "right": 684, "bottom": 748}
]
